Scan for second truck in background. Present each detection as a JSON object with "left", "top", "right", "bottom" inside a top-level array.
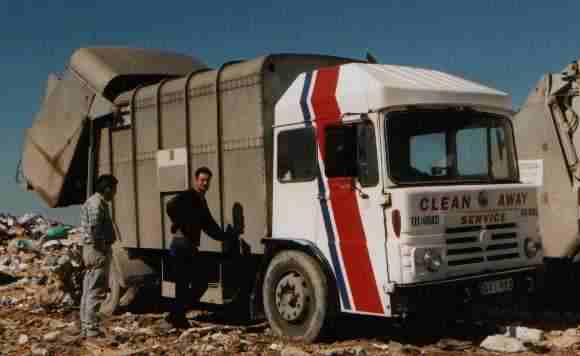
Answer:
[{"left": 513, "top": 60, "right": 580, "bottom": 306}]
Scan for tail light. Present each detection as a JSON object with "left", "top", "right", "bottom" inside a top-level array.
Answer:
[{"left": 392, "top": 209, "right": 401, "bottom": 238}]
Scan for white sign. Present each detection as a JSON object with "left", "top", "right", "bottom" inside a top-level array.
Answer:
[{"left": 518, "top": 160, "right": 543, "bottom": 186}]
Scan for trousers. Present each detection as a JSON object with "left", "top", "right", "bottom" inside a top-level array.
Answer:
[
  {"left": 169, "top": 238, "right": 208, "bottom": 318},
  {"left": 80, "top": 242, "right": 111, "bottom": 334}
]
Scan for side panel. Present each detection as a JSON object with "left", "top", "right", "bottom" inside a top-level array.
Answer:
[
  {"left": 111, "top": 128, "right": 137, "bottom": 247},
  {"left": 135, "top": 85, "right": 163, "bottom": 250},
  {"left": 221, "top": 72, "right": 266, "bottom": 255},
  {"left": 188, "top": 72, "right": 221, "bottom": 253},
  {"left": 513, "top": 78, "right": 578, "bottom": 257},
  {"left": 158, "top": 79, "right": 188, "bottom": 250}
]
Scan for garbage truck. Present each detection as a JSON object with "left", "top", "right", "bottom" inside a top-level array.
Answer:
[
  {"left": 513, "top": 60, "right": 580, "bottom": 306},
  {"left": 21, "top": 47, "right": 543, "bottom": 341}
]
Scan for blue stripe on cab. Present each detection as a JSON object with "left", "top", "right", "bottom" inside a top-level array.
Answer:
[{"left": 299, "top": 72, "right": 351, "bottom": 310}]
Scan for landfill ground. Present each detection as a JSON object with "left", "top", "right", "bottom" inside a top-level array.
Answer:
[{"left": 3, "top": 213, "right": 580, "bottom": 355}]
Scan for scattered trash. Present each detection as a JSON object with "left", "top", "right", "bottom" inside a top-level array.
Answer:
[
  {"left": 550, "top": 334, "right": 580, "bottom": 349},
  {"left": 17, "top": 334, "right": 28, "bottom": 345},
  {"left": 504, "top": 325, "right": 544, "bottom": 343},
  {"left": 44, "top": 225, "right": 70, "bottom": 240},
  {"left": 481, "top": 335, "right": 528, "bottom": 353}
]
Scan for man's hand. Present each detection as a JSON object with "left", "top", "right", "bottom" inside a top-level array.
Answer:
[
  {"left": 225, "top": 224, "right": 242, "bottom": 240},
  {"left": 223, "top": 225, "right": 240, "bottom": 256},
  {"left": 240, "top": 238, "right": 251, "bottom": 256}
]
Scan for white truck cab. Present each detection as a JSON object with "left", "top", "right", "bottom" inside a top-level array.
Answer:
[{"left": 268, "top": 64, "right": 542, "bottom": 329}]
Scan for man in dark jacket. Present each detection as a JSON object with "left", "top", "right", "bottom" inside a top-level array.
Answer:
[{"left": 165, "top": 166, "right": 235, "bottom": 328}]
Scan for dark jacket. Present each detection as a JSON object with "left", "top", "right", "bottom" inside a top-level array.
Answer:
[{"left": 167, "top": 189, "right": 227, "bottom": 247}]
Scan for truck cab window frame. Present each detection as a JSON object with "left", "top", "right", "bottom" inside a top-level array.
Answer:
[
  {"left": 277, "top": 127, "right": 317, "bottom": 183},
  {"left": 324, "top": 122, "right": 379, "bottom": 187}
]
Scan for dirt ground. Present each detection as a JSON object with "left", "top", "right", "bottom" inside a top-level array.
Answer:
[
  {"left": 2, "top": 271, "right": 580, "bottom": 356},
  {"left": 2, "top": 231, "right": 580, "bottom": 356}
]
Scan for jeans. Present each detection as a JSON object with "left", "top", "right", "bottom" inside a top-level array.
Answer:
[
  {"left": 80, "top": 242, "right": 111, "bottom": 334},
  {"left": 169, "top": 238, "right": 207, "bottom": 319}
]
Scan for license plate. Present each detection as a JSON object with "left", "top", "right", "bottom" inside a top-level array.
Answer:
[{"left": 479, "top": 278, "right": 514, "bottom": 296}]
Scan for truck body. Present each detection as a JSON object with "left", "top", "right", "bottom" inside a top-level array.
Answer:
[
  {"left": 22, "top": 47, "right": 543, "bottom": 341},
  {"left": 513, "top": 60, "right": 580, "bottom": 301}
]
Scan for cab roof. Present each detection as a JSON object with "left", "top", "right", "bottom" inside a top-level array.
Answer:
[{"left": 276, "top": 63, "right": 511, "bottom": 125}]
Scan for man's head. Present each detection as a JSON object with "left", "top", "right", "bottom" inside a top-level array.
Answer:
[
  {"left": 95, "top": 174, "right": 118, "bottom": 201},
  {"left": 194, "top": 167, "right": 212, "bottom": 194}
]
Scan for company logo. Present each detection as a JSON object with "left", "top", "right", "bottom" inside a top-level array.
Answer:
[{"left": 478, "top": 191, "right": 489, "bottom": 208}]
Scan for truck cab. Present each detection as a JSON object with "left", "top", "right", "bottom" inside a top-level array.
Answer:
[{"left": 266, "top": 64, "right": 542, "bottom": 337}]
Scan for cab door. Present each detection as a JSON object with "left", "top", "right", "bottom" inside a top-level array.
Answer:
[
  {"left": 272, "top": 126, "right": 319, "bottom": 242},
  {"left": 321, "top": 119, "right": 387, "bottom": 315}
]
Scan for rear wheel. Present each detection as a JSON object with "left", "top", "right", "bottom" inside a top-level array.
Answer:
[{"left": 263, "top": 250, "right": 335, "bottom": 342}]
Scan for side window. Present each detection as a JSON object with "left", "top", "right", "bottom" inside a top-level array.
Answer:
[
  {"left": 325, "top": 126, "right": 357, "bottom": 177},
  {"left": 277, "top": 128, "right": 316, "bottom": 182},
  {"left": 325, "top": 122, "right": 379, "bottom": 186}
]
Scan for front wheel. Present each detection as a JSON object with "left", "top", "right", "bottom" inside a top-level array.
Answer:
[{"left": 262, "top": 250, "right": 335, "bottom": 342}]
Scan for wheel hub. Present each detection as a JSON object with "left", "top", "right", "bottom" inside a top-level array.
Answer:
[{"left": 275, "top": 272, "right": 309, "bottom": 322}]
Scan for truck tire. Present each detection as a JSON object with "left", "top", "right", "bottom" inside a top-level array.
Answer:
[{"left": 263, "top": 250, "right": 334, "bottom": 342}]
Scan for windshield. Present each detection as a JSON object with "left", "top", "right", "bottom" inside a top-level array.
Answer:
[{"left": 386, "top": 110, "right": 518, "bottom": 184}]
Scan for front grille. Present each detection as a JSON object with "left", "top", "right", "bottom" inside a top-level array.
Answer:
[
  {"left": 492, "top": 233, "right": 517, "bottom": 240},
  {"left": 446, "top": 226, "right": 482, "bottom": 234},
  {"left": 444, "top": 223, "right": 520, "bottom": 267},
  {"left": 448, "top": 257, "right": 484, "bottom": 266}
]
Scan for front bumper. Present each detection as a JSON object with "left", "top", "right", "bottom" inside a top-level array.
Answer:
[{"left": 390, "top": 266, "right": 540, "bottom": 316}]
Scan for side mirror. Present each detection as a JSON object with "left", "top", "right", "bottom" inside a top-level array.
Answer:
[
  {"left": 356, "top": 122, "right": 378, "bottom": 186},
  {"left": 356, "top": 124, "right": 370, "bottom": 177}
]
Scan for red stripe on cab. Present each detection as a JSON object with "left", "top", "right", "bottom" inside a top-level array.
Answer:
[{"left": 310, "top": 67, "right": 384, "bottom": 314}]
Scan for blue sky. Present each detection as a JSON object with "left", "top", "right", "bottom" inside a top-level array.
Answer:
[{"left": 1, "top": 1, "right": 578, "bottom": 224}]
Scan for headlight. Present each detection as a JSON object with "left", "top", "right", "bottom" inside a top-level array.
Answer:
[
  {"left": 423, "top": 249, "right": 443, "bottom": 272},
  {"left": 524, "top": 238, "right": 542, "bottom": 259}
]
